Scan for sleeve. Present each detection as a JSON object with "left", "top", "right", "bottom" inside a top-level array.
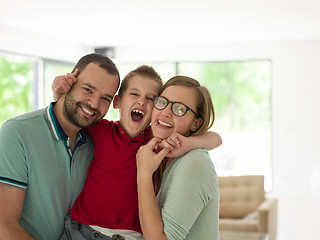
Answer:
[
  {"left": 0, "top": 119, "right": 29, "bottom": 189},
  {"left": 161, "top": 149, "right": 218, "bottom": 239}
]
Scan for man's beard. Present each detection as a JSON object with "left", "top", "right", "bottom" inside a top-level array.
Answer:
[{"left": 63, "top": 92, "right": 101, "bottom": 128}]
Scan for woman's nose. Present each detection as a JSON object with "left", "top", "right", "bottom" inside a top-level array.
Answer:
[{"left": 161, "top": 103, "right": 173, "bottom": 117}]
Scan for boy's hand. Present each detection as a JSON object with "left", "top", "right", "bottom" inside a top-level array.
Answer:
[
  {"left": 163, "top": 131, "right": 222, "bottom": 157},
  {"left": 161, "top": 132, "right": 192, "bottom": 158},
  {"left": 52, "top": 69, "right": 79, "bottom": 100}
]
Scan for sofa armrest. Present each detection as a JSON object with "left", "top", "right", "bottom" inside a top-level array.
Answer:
[{"left": 257, "top": 198, "right": 278, "bottom": 240}]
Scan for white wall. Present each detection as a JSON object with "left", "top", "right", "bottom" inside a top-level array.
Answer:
[
  {"left": 0, "top": 24, "right": 90, "bottom": 62},
  {"left": 1, "top": 25, "right": 320, "bottom": 239}
]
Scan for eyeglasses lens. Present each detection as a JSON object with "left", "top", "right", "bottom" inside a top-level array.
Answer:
[
  {"left": 154, "top": 97, "right": 167, "bottom": 110},
  {"left": 172, "top": 104, "right": 186, "bottom": 116},
  {"left": 154, "top": 96, "right": 188, "bottom": 117}
]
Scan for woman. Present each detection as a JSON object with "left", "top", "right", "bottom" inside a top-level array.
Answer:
[{"left": 137, "top": 76, "right": 219, "bottom": 240}]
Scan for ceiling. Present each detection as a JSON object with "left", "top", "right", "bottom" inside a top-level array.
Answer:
[{"left": 1, "top": 0, "right": 320, "bottom": 47}]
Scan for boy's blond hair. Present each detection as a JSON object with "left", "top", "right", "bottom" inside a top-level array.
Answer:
[{"left": 118, "top": 65, "right": 163, "bottom": 97}]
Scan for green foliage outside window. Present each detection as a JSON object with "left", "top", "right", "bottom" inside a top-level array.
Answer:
[
  {"left": 178, "top": 61, "right": 271, "bottom": 132},
  {"left": 0, "top": 57, "right": 33, "bottom": 127},
  {"left": 43, "top": 61, "right": 74, "bottom": 106}
]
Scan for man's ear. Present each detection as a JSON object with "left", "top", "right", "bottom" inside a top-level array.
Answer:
[
  {"left": 113, "top": 95, "right": 120, "bottom": 109},
  {"left": 191, "top": 118, "right": 203, "bottom": 132}
]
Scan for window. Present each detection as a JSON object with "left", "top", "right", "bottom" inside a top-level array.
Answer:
[
  {"left": 43, "top": 59, "right": 74, "bottom": 106},
  {"left": 178, "top": 60, "right": 272, "bottom": 191},
  {"left": 0, "top": 54, "right": 272, "bottom": 190},
  {"left": 0, "top": 53, "right": 74, "bottom": 127},
  {"left": 0, "top": 54, "right": 34, "bottom": 127}
]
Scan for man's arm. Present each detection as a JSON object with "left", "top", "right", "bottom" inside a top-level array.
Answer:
[{"left": 0, "top": 184, "right": 35, "bottom": 239}]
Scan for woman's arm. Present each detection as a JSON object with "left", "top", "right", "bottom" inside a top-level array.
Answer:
[{"left": 136, "top": 138, "right": 170, "bottom": 240}]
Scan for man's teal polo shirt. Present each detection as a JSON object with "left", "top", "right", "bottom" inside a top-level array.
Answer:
[{"left": 0, "top": 103, "right": 94, "bottom": 239}]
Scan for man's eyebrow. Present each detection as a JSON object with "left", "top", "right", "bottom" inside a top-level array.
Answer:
[
  {"left": 83, "top": 82, "right": 97, "bottom": 91},
  {"left": 83, "top": 82, "right": 113, "bottom": 99}
]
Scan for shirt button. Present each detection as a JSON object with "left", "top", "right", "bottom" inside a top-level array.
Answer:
[{"left": 94, "top": 232, "right": 100, "bottom": 238}]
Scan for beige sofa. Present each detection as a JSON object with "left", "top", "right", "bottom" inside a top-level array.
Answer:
[{"left": 218, "top": 175, "right": 277, "bottom": 240}]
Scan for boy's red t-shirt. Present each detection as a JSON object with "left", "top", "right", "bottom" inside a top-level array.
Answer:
[{"left": 70, "top": 119, "right": 151, "bottom": 233}]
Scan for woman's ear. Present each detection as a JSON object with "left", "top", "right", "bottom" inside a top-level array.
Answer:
[
  {"left": 113, "top": 95, "right": 120, "bottom": 109},
  {"left": 191, "top": 118, "right": 203, "bottom": 132}
]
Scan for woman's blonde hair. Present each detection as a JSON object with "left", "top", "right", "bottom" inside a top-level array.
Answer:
[
  {"left": 162, "top": 75, "right": 215, "bottom": 136},
  {"left": 153, "top": 75, "right": 215, "bottom": 193}
]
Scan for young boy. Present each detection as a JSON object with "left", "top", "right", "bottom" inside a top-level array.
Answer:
[{"left": 53, "top": 65, "right": 222, "bottom": 240}]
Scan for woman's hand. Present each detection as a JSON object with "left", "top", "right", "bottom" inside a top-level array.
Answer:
[
  {"left": 137, "top": 138, "right": 171, "bottom": 178},
  {"left": 52, "top": 69, "right": 79, "bottom": 100},
  {"left": 137, "top": 138, "right": 170, "bottom": 240}
]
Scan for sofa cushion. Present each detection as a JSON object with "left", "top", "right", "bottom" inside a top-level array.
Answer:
[
  {"left": 219, "top": 216, "right": 259, "bottom": 232},
  {"left": 218, "top": 175, "right": 265, "bottom": 218}
]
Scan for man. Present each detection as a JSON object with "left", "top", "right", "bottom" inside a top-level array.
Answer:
[{"left": 0, "top": 53, "right": 120, "bottom": 239}]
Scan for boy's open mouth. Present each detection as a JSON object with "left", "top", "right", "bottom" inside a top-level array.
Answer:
[{"left": 131, "top": 109, "right": 144, "bottom": 122}]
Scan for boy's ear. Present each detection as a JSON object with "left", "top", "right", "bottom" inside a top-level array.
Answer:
[
  {"left": 191, "top": 118, "right": 203, "bottom": 132},
  {"left": 113, "top": 95, "right": 120, "bottom": 109}
]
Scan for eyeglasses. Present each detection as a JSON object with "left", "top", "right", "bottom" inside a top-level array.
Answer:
[{"left": 153, "top": 96, "right": 201, "bottom": 117}]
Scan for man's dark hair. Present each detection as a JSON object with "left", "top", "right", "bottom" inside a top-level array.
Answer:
[{"left": 72, "top": 53, "right": 120, "bottom": 88}]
